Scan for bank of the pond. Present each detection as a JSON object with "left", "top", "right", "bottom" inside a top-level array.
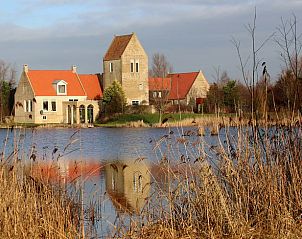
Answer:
[{"left": 1, "top": 113, "right": 300, "bottom": 129}]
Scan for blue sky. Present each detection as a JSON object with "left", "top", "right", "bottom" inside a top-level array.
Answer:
[{"left": 0, "top": 0, "right": 302, "bottom": 82}]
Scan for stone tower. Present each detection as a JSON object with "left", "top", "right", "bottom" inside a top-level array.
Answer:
[{"left": 103, "top": 33, "right": 149, "bottom": 105}]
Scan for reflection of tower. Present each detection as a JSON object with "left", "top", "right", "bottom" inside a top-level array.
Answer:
[{"left": 105, "top": 160, "right": 150, "bottom": 214}]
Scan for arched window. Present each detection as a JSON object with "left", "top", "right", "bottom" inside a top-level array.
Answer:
[
  {"left": 87, "top": 105, "right": 94, "bottom": 123},
  {"left": 79, "top": 105, "right": 85, "bottom": 123},
  {"left": 133, "top": 172, "right": 143, "bottom": 193}
]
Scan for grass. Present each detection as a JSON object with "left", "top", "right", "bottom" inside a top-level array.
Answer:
[
  {"left": 2, "top": 113, "right": 302, "bottom": 238},
  {"left": 0, "top": 128, "right": 82, "bottom": 239},
  {"left": 95, "top": 113, "right": 229, "bottom": 127},
  {"left": 112, "top": 116, "right": 302, "bottom": 238},
  {"left": 0, "top": 164, "right": 80, "bottom": 239}
]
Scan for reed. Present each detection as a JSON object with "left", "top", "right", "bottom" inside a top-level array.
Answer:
[
  {"left": 121, "top": 118, "right": 302, "bottom": 238},
  {"left": 0, "top": 163, "right": 80, "bottom": 239}
]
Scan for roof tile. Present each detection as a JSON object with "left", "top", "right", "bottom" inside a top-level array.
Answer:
[
  {"left": 27, "top": 70, "right": 86, "bottom": 96},
  {"left": 166, "top": 72, "right": 199, "bottom": 100},
  {"left": 103, "top": 34, "right": 133, "bottom": 61},
  {"left": 79, "top": 74, "right": 103, "bottom": 100}
]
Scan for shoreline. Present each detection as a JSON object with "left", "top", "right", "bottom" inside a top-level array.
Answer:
[{"left": 1, "top": 114, "right": 301, "bottom": 129}]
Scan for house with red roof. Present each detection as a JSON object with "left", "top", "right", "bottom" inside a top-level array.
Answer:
[
  {"left": 149, "top": 71, "right": 209, "bottom": 111},
  {"left": 14, "top": 65, "right": 102, "bottom": 124}
]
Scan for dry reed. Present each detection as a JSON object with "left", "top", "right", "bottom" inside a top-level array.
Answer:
[{"left": 120, "top": 118, "right": 302, "bottom": 238}]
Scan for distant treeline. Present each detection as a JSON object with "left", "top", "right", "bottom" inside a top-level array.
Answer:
[
  {"left": 0, "top": 60, "right": 16, "bottom": 122},
  {"left": 204, "top": 60, "right": 302, "bottom": 116}
]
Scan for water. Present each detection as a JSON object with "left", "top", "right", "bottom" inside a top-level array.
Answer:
[{"left": 0, "top": 126, "right": 230, "bottom": 238}]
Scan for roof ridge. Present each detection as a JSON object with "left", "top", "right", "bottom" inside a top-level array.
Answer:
[
  {"left": 168, "top": 71, "right": 199, "bottom": 75},
  {"left": 28, "top": 69, "right": 72, "bottom": 72},
  {"left": 75, "top": 73, "right": 87, "bottom": 97}
]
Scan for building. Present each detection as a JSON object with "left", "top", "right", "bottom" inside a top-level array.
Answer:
[
  {"left": 149, "top": 71, "right": 210, "bottom": 111},
  {"left": 14, "top": 32, "right": 210, "bottom": 124},
  {"left": 103, "top": 33, "right": 149, "bottom": 105},
  {"left": 14, "top": 65, "right": 102, "bottom": 124}
]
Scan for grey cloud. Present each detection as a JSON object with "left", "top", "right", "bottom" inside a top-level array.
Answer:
[{"left": 1, "top": 0, "right": 302, "bottom": 82}]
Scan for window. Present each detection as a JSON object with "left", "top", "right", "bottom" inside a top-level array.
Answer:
[
  {"left": 24, "top": 100, "right": 32, "bottom": 112},
  {"left": 58, "top": 84, "right": 66, "bottom": 94},
  {"left": 132, "top": 100, "right": 139, "bottom": 106},
  {"left": 133, "top": 173, "right": 143, "bottom": 193},
  {"left": 42, "top": 115, "right": 47, "bottom": 120},
  {"left": 109, "top": 62, "right": 113, "bottom": 72},
  {"left": 51, "top": 101, "right": 56, "bottom": 111},
  {"left": 158, "top": 91, "right": 162, "bottom": 98},
  {"left": 43, "top": 100, "right": 48, "bottom": 111},
  {"left": 130, "top": 60, "right": 134, "bottom": 73},
  {"left": 54, "top": 80, "right": 67, "bottom": 95},
  {"left": 153, "top": 91, "right": 157, "bottom": 98},
  {"left": 139, "top": 83, "right": 143, "bottom": 91},
  {"left": 135, "top": 60, "right": 139, "bottom": 73}
]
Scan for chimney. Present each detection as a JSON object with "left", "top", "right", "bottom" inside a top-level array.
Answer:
[
  {"left": 23, "top": 64, "right": 29, "bottom": 73},
  {"left": 71, "top": 65, "right": 77, "bottom": 73}
]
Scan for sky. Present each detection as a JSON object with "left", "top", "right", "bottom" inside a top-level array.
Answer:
[{"left": 0, "top": 0, "right": 302, "bottom": 83}]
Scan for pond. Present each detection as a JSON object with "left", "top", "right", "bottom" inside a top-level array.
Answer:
[{"left": 0, "top": 126, "right": 228, "bottom": 238}]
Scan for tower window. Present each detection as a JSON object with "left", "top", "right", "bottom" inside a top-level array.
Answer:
[
  {"left": 135, "top": 61, "right": 139, "bottom": 73},
  {"left": 130, "top": 60, "right": 134, "bottom": 73},
  {"left": 109, "top": 62, "right": 113, "bottom": 72}
]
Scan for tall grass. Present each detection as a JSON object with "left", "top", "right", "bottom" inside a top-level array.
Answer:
[
  {"left": 0, "top": 128, "right": 81, "bottom": 239},
  {"left": 120, "top": 119, "right": 302, "bottom": 238},
  {"left": 0, "top": 164, "right": 80, "bottom": 238}
]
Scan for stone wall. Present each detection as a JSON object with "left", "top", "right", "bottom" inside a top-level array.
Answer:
[{"left": 14, "top": 72, "right": 35, "bottom": 123}]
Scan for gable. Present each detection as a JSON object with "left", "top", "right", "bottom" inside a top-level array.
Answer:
[
  {"left": 122, "top": 33, "right": 147, "bottom": 58},
  {"left": 103, "top": 34, "right": 133, "bottom": 61}
]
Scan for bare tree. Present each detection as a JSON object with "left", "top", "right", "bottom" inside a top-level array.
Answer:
[
  {"left": 149, "top": 53, "right": 173, "bottom": 78},
  {"left": 275, "top": 14, "right": 302, "bottom": 117},
  {"left": 149, "top": 53, "right": 173, "bottom": 123},
  {"left": 231, "top": 8, "right": 274, "bottom": 121}
]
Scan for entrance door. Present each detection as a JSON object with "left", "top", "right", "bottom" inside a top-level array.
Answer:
[{"left": 87, "top": 105, "right": 94, "bottom": 123}]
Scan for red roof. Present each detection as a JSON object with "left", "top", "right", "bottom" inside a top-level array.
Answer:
[
  {"left": 149, "top": 77, "right": 171, "bottom": 91},
  {"left": 103, "top": 34, "right": 133, "bottom": 61},
  {"left": 166, "top": 72, "right": 199, "bottom": 100},
  {"left": 27, "top": 70, "right": 86, "bottom": 96},
  {"left": 79, "top": 74, "right": 103, "bottom": 100}
]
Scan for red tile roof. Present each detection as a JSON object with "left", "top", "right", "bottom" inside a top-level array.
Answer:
[
  {"left": 149, "top": 77, "right": 172, "bottom": 91},
  {"left": 166, "top": 72, "right": 199, "bottom": 100},
  {"left": 27, "top": 70, "right": 86, "bottom": 96},
  {"left": 103, "top": 34, "right": 133, "bottom": 61},
  {"left": 79, "top": 74, "right": 103, "bottom": 100}
]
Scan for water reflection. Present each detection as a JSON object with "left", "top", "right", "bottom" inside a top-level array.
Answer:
[
  {"left": 30, "top": 158, "right": 151, "bottom": 234},
  {"left": 104, "top": 159, "right": 150, "bottom": 214}
]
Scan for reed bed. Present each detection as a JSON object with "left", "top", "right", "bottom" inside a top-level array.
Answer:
[
  {"left": 0, "top": 128, "right": 82, "bottom": 239},
  {"left": 119, "top": 119, "right": 302, "bottom": 238},
  {"left": 0, "top": 163, "right": 80, "bottom": 239}
]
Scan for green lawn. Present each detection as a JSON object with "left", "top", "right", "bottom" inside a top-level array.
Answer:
[{"left": 95, "top": 113, "right": 219, "bottom": 126}]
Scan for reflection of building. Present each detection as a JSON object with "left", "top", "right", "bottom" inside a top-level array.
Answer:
[
  {"left": 31, "top": 160, "right": 102, "bottom": 183},
  {"left": 14, "top": 65, "right": 102, "bottom": 124},
  {"left": 105, "top": 160, "right": 150, "bottom": 214}
]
